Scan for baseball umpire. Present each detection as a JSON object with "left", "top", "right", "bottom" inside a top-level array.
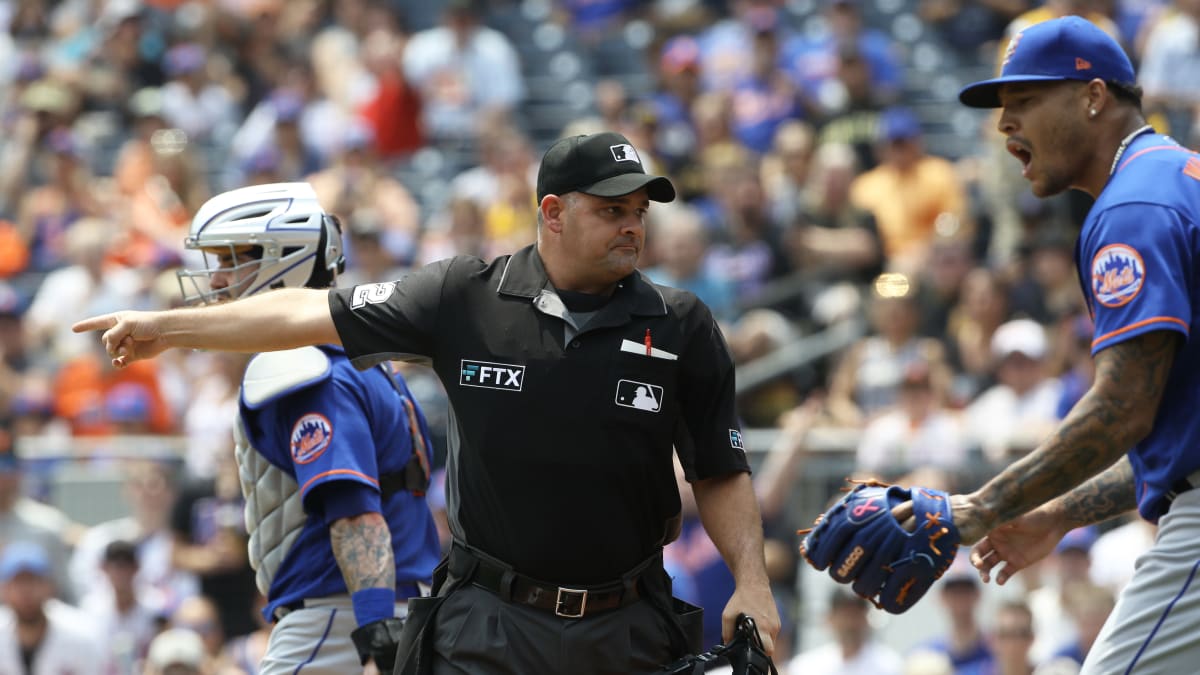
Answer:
[
  {"left": 800, "top": 17, "right": 1200, "bottom": 675},
  {"left": 76, "top": 131, "right": 780, "bottom": 674},
  {"left": 175, "top": 182, "right": 441, "bottom": 673}
]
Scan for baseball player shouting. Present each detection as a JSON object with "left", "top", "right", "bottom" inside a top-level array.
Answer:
[
  {"left": 801, "top": 16, "right": 1200, "bottom": 675},
  {"left": 175, "top": 183, "right": 440, "bottom": 673}
]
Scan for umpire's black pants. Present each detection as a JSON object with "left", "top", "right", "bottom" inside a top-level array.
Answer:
[{"left": 428, "top": 582, "right": 678, "bottom": 674}]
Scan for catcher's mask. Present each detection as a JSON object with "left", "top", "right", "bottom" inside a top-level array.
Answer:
[{"left": 177, "top": 182, "right": 345, "bottom": 305}]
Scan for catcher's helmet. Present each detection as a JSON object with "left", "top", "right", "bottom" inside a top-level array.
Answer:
[{"left": 177, "top": 182, "right": 345, "bottom": 304}]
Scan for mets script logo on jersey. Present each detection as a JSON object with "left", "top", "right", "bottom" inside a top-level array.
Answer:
[
  {"left": 460, "top": 359, "right": 525, "bottom": 391},
  {"left": 290, "top": 413, "right": 333, "bottom": 464},
  {"left": 1091, "top": 244, "right": 1145, "bottom": 308},
  {"left": 350, "top": 282, "right": 396, "bottom": 309},
  {"left": 614, "top": 379, "right": 662, "bottom": 412}
]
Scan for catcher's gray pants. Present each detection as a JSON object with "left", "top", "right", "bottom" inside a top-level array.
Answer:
[
  {"left": 428, "top": 583, "right": 677, "bottom": 674},
  {"left": 1082, "top": 484, "right": 1200, "bottom": 674},
  {"left": 258, "top": 595, "right": 409, "bottom": 675}
]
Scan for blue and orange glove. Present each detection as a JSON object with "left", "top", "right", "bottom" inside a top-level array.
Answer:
[{"left": 799, "top": 479, "right": 959, "bottom": 614}]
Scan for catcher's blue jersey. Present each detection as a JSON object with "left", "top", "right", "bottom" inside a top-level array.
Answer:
[
  {"left": 1074, "top": 131, "right": 1200, "bottom": 522},
  {"left": 239, "top": 345, "right": 440, "bottom": 620}
]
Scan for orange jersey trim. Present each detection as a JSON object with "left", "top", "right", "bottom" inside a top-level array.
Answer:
[
  {"left": 1117, "top": 145, "right": 1192, "bottom": 173},
  {"left": 300, "top": 469, "right": 381, "bottom": 494},
  {"left": 1184, "top": 158, "right": 1200, "bottom": 182},
  {"left": 1092, "top": 316, "right": 1189, "bottom": 349}
]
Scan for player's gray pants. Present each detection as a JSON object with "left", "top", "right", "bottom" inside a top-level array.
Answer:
[
  {"left": 258, "top": 595, "right": 409, "bottom": 675},
  {"left": 1082, "top": 486, "right": 1200, "bottom": 674}
]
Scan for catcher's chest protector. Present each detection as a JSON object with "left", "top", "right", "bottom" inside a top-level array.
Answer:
[{"left": 235, "top": 419, "right": 307, "bottom": 597}]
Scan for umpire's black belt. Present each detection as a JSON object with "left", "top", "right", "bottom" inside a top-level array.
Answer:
[{"left": 450, "top": 543, "right": 650, "bottom": 619}]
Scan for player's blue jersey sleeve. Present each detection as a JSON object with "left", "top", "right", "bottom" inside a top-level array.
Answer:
[
  {"left": 1079, "top": 203, "right": 1192, "bottom": 354},
  {"left": 270, "top": 374, "right": 382, "bottom": 507}
]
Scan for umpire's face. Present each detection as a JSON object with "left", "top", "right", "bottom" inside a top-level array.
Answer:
[{"left": 552, "top": 188, "right": 650, "bottom": 290}]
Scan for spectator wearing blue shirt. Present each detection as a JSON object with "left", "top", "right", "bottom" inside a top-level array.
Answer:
[
  {"left": 697, "top": 0, "right": 796, "bottom": 93},
  {"left": 918, "top": 555, "right": 995, "bottom": 675},
  {"left": 782, "top": 0, "right": 902, "bottom": 113},
  {"left": 729, "top": 14, "right": 807, "bottom": 154},
  {"left": 645, "top": 205, "right": 737, "bottom": 323}
]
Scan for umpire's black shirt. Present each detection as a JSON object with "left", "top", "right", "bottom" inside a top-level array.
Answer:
[{"left": 328, "top": 244, "right": 750, "bottom": 584}]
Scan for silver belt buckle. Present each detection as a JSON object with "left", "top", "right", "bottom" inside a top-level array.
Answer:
[{"left": 555, "top": 587, "right": 588, "bottom": 618}]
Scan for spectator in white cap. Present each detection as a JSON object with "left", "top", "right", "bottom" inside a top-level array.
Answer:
[
  {"left": 0, "top": 541, "right": 105, "bottom": 674},
  {"left": 964, "top": 318, "right": 1064, "bottom": 464},
  {"left": 144, "top": 627, "right": 207, "bottom": 675}
]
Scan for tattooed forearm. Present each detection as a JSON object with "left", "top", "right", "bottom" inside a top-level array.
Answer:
[
  {"left": 1053, "top": 456, "right": 1137, "bottom": 527},
  {"left": 975, "top": 330, "right": 1179, "bottom": 529},
  {"left": 330, "top": 512, "right": 395, "bottom": 592}
]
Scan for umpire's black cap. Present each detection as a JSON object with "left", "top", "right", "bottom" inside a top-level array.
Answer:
[{"left": 536, "top": 132, "right": 676, "bottom": 203}]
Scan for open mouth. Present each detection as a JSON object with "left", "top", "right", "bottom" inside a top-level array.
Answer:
[{"left": 1006, "top": 139, "right": 1033, "bottom": 177}]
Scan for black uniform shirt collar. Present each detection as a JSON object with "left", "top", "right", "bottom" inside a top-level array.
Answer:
[{"left": 497, "top": 244, "right": 667, "bottom": 318}]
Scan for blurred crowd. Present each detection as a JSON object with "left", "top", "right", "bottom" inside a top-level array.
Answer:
[{"left": 0, "top": 0, "right": 1196, "bottom": 672}]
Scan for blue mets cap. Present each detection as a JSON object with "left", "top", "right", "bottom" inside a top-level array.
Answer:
[{"left": 959, "top": 16, "right": 1135, "bottom": 109}]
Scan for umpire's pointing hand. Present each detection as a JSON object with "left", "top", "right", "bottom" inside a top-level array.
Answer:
[{"left": 73, "top": 311, "right": 169, "bottom": 368}]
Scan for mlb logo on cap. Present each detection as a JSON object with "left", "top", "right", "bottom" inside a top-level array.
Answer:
[
  {"left": 959, "top": 16, "right": 1135, "bottom": 108},
  {"left": 610, "top": 144, "right": 640, "bottom": 163}
]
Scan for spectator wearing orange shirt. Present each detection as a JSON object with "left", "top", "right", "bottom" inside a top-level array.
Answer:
[
  {"left": 51, "top": 352, "right": 174, "bottom": 437},
  {"left": 849, "top": 107, "right": 971, "bottom": 275}
]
